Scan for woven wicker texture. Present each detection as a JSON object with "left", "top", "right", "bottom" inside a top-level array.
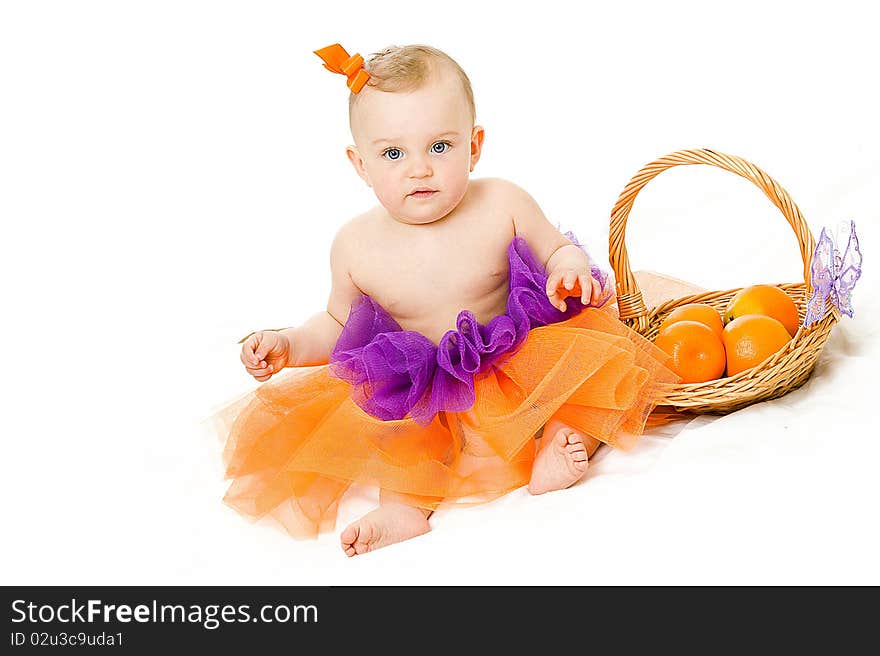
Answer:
[{"left": 609, "top": 148, "right": 840, "bottom": 413}]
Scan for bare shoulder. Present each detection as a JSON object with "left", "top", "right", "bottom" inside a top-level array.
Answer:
[
  {"left": 475, "top": 178, "right": 571, "bottom": 265},
  {"left": 326, "top": 210, "right": 380, "bottom": 324},
  {"left": 329, "top": 209, "right": 384, "bottom": 292},
  {"left": 330, "top": 208, "right": 377, "bottom": 259},
  {"left": 470, "top": 176, "right": 529, "bottom": 200},
  {"left": 469, "top": 177, "right": 539, "bottom": 214}
]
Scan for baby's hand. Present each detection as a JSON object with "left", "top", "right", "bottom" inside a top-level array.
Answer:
[
  {"left": 546, "top": 266, "right": 604, "bottom": 313},
  {"left": 240, "top": 331, "right": 291, "bottom": 382}
]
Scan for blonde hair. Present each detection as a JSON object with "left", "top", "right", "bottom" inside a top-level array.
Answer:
[{"left": 348, "top": 44, "right": 476, "bottom": 126}]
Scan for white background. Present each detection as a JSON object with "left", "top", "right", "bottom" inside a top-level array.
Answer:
[{"left": 1, "top": 0, "right": 877, "bottom": 585}]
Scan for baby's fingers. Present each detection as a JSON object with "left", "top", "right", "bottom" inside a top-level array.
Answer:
[
  {"left": 239, "top": 333, "right": 263, "bottom": 367},
  {"left": 545, "top": 272, "right": 566, "bottom": 311},
  {"left": 545, "top": 270, "right": 563, "bottom": 297},
  {"left": 248, "top": 362, "right": 274, "bottom": 381},
  {"left": 546, "top": 274, "right": 565, "bottom": 312},
  {"left": 240, "top": 347, "right": 259, "bottom": 369},
  {"left": 253, "top": 332, "right": 273, "bottom": 363},
  {"left": 578, "top": 272, "right": 591, "bottom": 304},
  {"left": 547, "top": 291, "right": 567, "bottom": 313}
]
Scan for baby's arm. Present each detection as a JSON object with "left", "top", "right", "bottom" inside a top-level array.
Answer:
[
  {"left": 505, "top": 180, "right": 603, "bottom": 311},
  {"left": 277, "top": 227, "right": 363, "bottom": 367}
]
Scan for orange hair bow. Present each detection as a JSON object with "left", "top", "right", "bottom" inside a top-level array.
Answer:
[{"left": 314, "top": 43, "right": 371, "bottom": 94}]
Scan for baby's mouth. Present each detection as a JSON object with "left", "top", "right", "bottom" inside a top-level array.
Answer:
[{"left": 407, "top": 189, "right": 438, "bottom": 199}]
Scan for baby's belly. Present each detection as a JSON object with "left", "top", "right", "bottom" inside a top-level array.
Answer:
[{"left": 393, "top": 284, "right": 510, "bottom": 345}]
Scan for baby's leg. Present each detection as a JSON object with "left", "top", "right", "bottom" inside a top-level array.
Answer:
[
  {"left": 340, "top": 490, "right": 432, "bottom": 557},
  {"left": 527, "top": 416, "right": 601, "bottom": 495}
]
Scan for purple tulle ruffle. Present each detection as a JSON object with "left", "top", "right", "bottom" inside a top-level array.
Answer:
[{"left": 329, "top": 234, "right": 611, "bottom": 425}]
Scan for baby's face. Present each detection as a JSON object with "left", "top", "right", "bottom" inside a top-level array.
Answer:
[{"left": 347, "top": 70, "right": 482, "bottom": 225}]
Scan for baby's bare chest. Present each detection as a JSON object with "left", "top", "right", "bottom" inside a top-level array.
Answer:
[
  {"left": 363, "top": 240, "right": 507, "bottom": 300},
  {"left": 351, "top": 219, "right": 516, "bottom": 339}
]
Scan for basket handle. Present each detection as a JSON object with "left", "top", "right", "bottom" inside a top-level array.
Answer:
[{"left": 609, "top": 148, "right": 815, "bottom": 328}]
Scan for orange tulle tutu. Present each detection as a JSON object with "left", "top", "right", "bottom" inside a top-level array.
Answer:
[{"left": 209, "top": 302, "right": 679, "bottom": 539}]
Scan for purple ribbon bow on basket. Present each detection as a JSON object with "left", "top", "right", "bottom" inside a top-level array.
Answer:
[{"left": 803, "top": 220, "right": 862, "bottom": 327}]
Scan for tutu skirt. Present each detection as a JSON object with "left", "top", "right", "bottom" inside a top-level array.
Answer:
[{"left": 209, "top": 301, "right": 678, "bottom": 539}]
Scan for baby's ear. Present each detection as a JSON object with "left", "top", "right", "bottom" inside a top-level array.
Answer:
[
  {"left": 469, "top": 126, "right": 485, "bottom": 172},
  {"left": 345, "top": 145, "right": 372, "bottom": 187}
]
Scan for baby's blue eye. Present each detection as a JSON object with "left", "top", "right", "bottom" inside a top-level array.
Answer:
[
  {"left": 432, "top": 142, "right": 450, "bottom": 154},
  {"left": 383, "top": 148, "right": 403, "bottom": 161}
]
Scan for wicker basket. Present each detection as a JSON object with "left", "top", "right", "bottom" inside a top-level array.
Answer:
[{"left": 609, "top": 148, "right": 840, "bottom": 414}]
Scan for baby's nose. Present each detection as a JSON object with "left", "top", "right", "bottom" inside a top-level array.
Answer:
[{"left": 407, "top": 155, "right": 433, "bottom": 177}]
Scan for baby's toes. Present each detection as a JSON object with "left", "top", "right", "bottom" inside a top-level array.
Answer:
[
  {"left": 563, "top": 430, "right": 583, "bottom": 447},
  {"left": 354, "top": 523, "right": 377, "bottom": 555},
  {"left": 565, "top": 433, "right": 589, "bottom": 468},
  {"left": 566, "top": 438, "right": 586, "bottom": 454},
  {"left": 551, "top": 426, "right": 573, "bottom": 448},
  {"left": 340, "top": 525, "right": 359, "bottom": 555},
  {"left": 568, "top": 446, "right": 588, "bottom": 463}
]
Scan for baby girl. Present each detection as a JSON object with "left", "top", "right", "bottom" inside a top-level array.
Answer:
[{"left": 215, "top": 44, "right": 676, "bottom": 557}]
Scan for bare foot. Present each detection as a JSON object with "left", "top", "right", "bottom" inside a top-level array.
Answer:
[
  {"left": 527, "top": 424, "right": 589, "bottom": 495},
  {"left": 340, "top": 503, "right": 431, "bottom": 557}
]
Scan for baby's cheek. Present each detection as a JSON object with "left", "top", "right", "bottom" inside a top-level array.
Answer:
[
  {"left": 444, "top": 175, "right": 470, "bottom": 208},
  {"left": 373, "top": 184, "right": 400, "bottom": 210}
]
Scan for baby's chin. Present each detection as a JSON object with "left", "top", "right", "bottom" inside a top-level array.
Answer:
[
  {"left": 392, "top": 213, "right": 448, "bottom": 226},
  {"left": 390, "top": 210, "right": 452, "bottom": 226},
  {"left": 387, "top": 196, "right": 460, "bottom": 225}
]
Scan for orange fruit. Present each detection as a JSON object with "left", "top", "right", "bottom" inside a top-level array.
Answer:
[
  {"left": 653, "top": 320, "right": 726, "bottom": 383},
  {"left": 722, "top": 314, "right": 791, "bottom": 376},
  {"left": 724, "top": 284, "right": 800, "bottom": 336},
  {"left": 658, "top": 303, "right": 724, "bottom": 338}
]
